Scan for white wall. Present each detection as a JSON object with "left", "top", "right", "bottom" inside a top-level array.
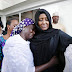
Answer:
[
  {"left": 0, "top": 0, "right": 62, "bottom": 29},
  {"left": 0, "top": 11, "right": 3, "bottom": 16},
  {"left": 1, "top": 15, "right": 6, "bottom": 30},
  {"left": 40, "top": 0, "right": 72, "bottom": 36}
]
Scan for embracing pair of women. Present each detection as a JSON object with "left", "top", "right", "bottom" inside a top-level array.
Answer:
[{"left": 1, "top": 9, "right": 72, "bottom": 72}]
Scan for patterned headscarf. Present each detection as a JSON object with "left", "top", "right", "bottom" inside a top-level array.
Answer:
[{"left": 11, "top": 18, "right": 34, "bottom": 36}]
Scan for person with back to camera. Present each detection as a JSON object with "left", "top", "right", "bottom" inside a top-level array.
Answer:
[
  {"left": 30, "top": 9, "right": 72, "bottom": 72},
  {"left": 0, "top": 21, "right": 5, "bottom": 36},
  {"left": 0, "top": 18, "right": 19, "bottom": 72},
  {"left": 2, "top": 18, "right": 56, "bottom": 72}
]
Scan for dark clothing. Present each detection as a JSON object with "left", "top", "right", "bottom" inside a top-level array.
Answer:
[
  {"left": 30, "top": 30, "right": 72, "bottom": 72},
  {"left": 2, "top": 30, "right": 7, "bottom": 35},
  {"left": 30, "top": 9, "right": 72, "bottom": 72}
]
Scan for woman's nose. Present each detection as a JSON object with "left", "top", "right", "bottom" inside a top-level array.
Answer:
[{"left": 42, "top": 20, "right": 46, "bottom": 24}]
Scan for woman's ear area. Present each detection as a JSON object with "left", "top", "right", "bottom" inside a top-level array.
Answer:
[{"left": 7, "top": 25, "right": 10, "bottom": 29}]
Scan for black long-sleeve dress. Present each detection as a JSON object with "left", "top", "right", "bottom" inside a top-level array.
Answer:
[{"left": 30, "top": 30, "right": 72, "bottom": 72}]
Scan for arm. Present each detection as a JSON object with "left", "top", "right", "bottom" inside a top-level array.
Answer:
[
  {"left": 35, "top": 56, "right": 58, "bottom": 72},
  {"left": 59, "top": 30, "right": 72, "bottom": 52}
]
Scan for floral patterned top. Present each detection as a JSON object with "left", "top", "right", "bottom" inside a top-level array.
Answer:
[{"left": 0, "top": 36, "right": 6, "bottom": 60}]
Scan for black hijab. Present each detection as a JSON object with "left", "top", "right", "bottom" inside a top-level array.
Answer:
[
  {"left": 35, "top": 9, "right": 52, "bottom": 30},
  {"left": 31, "top": 9, "right": 59, "bottom": 41}
]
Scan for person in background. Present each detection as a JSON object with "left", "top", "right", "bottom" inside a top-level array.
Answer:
[
  {"left": 52, "top": 12, "right": 66, "bottom": 33},
  {"left": 0, "top": 18, "right": 19, "bottom": 72},
  {"left": 1, "top": 18, "right": 53, "bottom": 72},
  {"left": 0, "top": 21, "right": 5, "bottom": 36},
  {"left": 30, "top": 9, "right": 72, "bottom": 72}
]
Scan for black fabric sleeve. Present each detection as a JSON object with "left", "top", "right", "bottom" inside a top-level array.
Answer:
[
  {"left": 59, "top": 30, "right": 72, "bottom": 52},
  {"left": 57, "top": 30, "right": 72, "bottom": 70}
]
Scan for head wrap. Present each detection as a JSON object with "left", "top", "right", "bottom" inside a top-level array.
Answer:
[
  {"left": 35, "top": 9, "right": 52, "bottom": 33},
  {"left": 52, "top": 12, "right": 59, "bottom": 17},
  {"left": 11, "top": 18, "right": 34, "bottom": 36},
  {"left": 30, "top": 9, "right": 59, "bottom": 41}
]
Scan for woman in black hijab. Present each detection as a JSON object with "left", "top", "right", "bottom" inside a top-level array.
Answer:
[{"left": 30, "top": 9, "right": 72, "bottom": 72}]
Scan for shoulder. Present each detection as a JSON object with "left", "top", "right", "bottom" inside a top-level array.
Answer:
[
  {"left": 5, "top": 35, "right": 16, "bottom": 46},
  {"left": 6, "top": 34, "right": 23, "bottom": 45},
  {"left": 51, "top": 28, "right": 60, "bottom": 35},
  {"left": 58, "top": 30, "right": 65, "bottom": 35},
  {"left": 3, "top": 35, "right": 18, "bottom": 53},
  {"left": 59, "top": 30, "right": 72, "bottom": 38}
]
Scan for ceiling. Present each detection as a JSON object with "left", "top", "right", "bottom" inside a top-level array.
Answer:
[
  {"left": 0, "top": 0, "right": 66, "bottom": 16},
  {"left": 0, "top": 0, "right": 26, "bottom": 10},
  {"left": 0, "top": 0, "right": 66, "bottom": 10}
]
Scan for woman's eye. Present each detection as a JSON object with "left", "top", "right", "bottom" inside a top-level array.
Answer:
[
  {"left": 39, "top": 19, "right": 43, "bottom": 21},
  {"left": 14, "top": 26, "right": 15, "bottom": 27}
]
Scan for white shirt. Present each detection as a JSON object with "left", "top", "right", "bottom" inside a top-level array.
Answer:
[
  {"left": 64, "top": 44, "right": 72, "bottom": 72},
  {"left": 1, "top": 34, "right": 35, "bottom": 72},
  {"left": 52, "top": 23, "right": 66, "bottom": 33}
]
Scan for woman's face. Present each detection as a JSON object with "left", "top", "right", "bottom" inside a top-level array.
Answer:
[
  {"left": 38, "top": 13, "right": 49, "bottom": 30},
  {"left": 8, "top": 20, "right": 19, "bottom": 32}
]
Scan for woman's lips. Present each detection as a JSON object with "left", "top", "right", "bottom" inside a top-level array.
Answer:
[
  {"left": 41, "top": 24, "right": 47, "bottom": 28},
  {"left": 42, "top": 26, "right": 47, "bottom": 28}
]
